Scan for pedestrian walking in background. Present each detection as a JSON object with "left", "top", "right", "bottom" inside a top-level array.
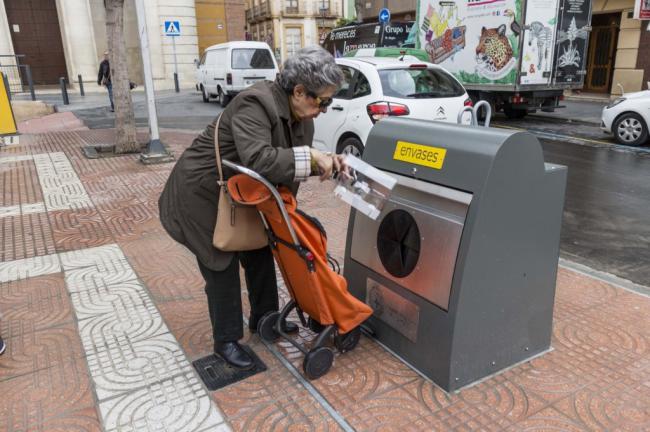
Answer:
[{"left": 97, "top": 50, "right": 114, "bottom": 112}]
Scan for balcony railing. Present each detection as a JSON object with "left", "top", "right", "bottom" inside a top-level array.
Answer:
[
  {"left": 256, "top": 2, "right": 271, "bottom": 19},
  {"left": 314, "top": 1, "right": 341, "bottom": 18},
  {"left": 282, "top": 1, "right": 306, "bottom": 16},
  {"left": 246, "top": 2, "right": 272, "bottom": 23}
]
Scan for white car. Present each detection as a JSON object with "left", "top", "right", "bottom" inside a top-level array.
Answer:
[
  {"left": 194, "top": 41, "right": 279, "bottom": 107},
  {"left": 313, "top": 57, "right": 472, "bottom": 156},
  {"left": 601, "top": 90, "right": 650, "bottom": 146}
]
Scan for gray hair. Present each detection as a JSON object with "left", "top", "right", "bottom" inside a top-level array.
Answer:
[{"left": 279, "top": 46, "right": 342, "bottom": 94}]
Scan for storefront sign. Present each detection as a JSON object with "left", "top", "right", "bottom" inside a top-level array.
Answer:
[{"left": 633, "top": 0, "right": 650, "bottom": 19}]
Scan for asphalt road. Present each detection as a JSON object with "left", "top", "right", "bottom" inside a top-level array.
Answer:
[
  {"left": 70, "top": 90, "right": 223, "bottom": 131},
  {"left": 68, "top": 94, "right": 650, "bottom": 287}
]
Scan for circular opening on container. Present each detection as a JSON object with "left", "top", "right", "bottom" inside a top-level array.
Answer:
[{"left": 376, "top": 209, "right": 420, "bottom": 278}]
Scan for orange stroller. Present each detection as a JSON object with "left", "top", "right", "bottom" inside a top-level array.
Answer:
[{"left": 223, "top": 160, "right": 373, "bottom": 379}]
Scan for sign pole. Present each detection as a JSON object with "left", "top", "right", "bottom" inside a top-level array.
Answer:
[
  {"left": 172, "top": 35, "right": 179, "bottom": 93},
  {"left": 135, "top": 0, "right": 173, "bottom": 164}
]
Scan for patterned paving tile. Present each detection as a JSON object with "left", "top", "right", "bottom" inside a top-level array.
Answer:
[
  {"left": 0, "top": 211, "right": 57, "bottom": 263},
  {"left": 48, "top": 208, "right": 114, "bottom": 252},
  {"left": 70, "top": 279, "right": 150, "bottom": 320},
  {"left": 120, "top": 233, "right": 205, "bottom": 302},
  {"left": 0, "top": 202, "right": 46, "bottom": 218},
  {"left": 0, "top": 273, "right": 72, "bottom": 335},
  {"left": 64, "top": 257, "right": 137, "bottom": 293},
  {"left": 99, "top": 372, "right": 225, "bottom": 432},
  {"left": 213, "top": 338, "right": 337, "bottom": 431},
  {"left": 0, "top": 253, "right": 61, "bottom": 283},
  {"left": 32, "top": 152, "right": 94, "bottom": 211},
  {"left": 77, "top": 299, "right": 169, "bottom": 354},
  {"left": 0, "top": 323, "right": 85, "bottom": 381},
  {"left": 0, "top": 355, "right": 96, "bottom": 430},
  {"left": 60, "top": 243, "right": 125, "bottom": 270},
  {"left": 157, "top": 298, "right": 213, "bottom": 360},
  {"left": 507, "top": 406, "right": 588, "bottom": 431},
  {"left": 87, "top": 333, "right": 193, "bottom": 401}
]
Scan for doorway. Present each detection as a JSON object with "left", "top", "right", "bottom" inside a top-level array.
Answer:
[
  {"left": 4, "top": 0, "right": 68, "bottom": 85},
  {"left": 584, "top": 13, "right": 620, "bottom": 93}
]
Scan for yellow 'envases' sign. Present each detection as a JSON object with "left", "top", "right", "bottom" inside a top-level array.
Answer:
[
  {"left": 393, "top": 141, "right": 447, "bottom": 170},
  {"left": 0, "top": 75, "right": 17, "bottom": 135}
]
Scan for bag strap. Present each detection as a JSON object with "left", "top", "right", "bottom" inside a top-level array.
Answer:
[{"left": 213, "top": 115, "right": 225, "bottom": 185}]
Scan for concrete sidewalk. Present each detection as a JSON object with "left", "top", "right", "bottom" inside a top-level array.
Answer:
[
  {"left": 1, "top": 122, "right": 649, "bottom": 431},
  {"left": 530, "top": 99, "right": 606, "bottom": 125}
]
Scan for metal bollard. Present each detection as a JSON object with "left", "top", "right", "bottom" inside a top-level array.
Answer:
[
  {"left": 60, "top": 77, "right": 69, "bottom": 105},
  {"left": 78, "top": 74, "right": 85, "bottom": 96},
  {"left": 25, "top": 65, "right": 35, "bottom": 101},
  {"left": 173, "top": 72, "right": 179, "bottom": 93}
]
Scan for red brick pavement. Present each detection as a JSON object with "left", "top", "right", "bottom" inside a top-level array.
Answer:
[{"left": 0, "top": 127, "right": 649, "bottom": 431}]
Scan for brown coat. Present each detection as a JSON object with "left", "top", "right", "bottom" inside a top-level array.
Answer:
[{"left": 158, "top": 80, "right": 314, "bottom": 271}]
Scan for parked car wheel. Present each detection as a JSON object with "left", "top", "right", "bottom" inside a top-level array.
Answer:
[
  {"left": 201, "top": 86, "right": 210, "bottom": 103},
  {"left": 613, "top": 113, "right": 648, "bottom": 146},
  {"left": 336, "top": 136, "right": 363, "bottom": 157},
  {"left": 218, "top": 89, "right": 230, "bottom": 107}
]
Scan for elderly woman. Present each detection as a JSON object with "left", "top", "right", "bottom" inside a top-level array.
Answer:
[{"left": 159, "top": 46, "right": 344, "bottom": 370}]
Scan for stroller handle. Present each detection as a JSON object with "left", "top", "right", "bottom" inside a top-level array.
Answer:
[{"left": 222, "top": 159, "right": 301, "bottom": 246}]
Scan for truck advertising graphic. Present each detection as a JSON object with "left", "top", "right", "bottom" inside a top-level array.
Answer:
[
  {"left": 553, "top": 0, "right": 591, "bottom": 84},
  {"left": 417, "top": 0, "right": 522, "bottom": 85},
  {"left": 414, "top": 0, "right": 592, "bottom": 117}
]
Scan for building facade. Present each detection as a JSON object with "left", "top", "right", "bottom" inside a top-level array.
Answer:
[
  {"left": 0, "top": 0, "right": 245, "bottom": 90},
  {"left": 245, "top": 0, "right": 343, "bottom": 63}
]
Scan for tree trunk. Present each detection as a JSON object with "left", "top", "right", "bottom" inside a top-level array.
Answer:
[
  {"left": 106, "top": 0, "right": 138, "bottom": 153},
  {"left": 354, "top": 0, "right": 364, "bottom": 21}
]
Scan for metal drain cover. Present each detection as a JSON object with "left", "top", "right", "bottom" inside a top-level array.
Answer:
[{"left": 192, "top": 346, "right": 267, "bottom": 391}]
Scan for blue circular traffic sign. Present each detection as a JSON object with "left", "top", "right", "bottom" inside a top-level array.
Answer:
[{"left": 379, "top": 8, "right": 390, "bottom": 23}]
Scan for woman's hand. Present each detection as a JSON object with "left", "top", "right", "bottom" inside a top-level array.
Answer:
[{"left": 310, "top": 148, "right": 335, "bottom": 181}]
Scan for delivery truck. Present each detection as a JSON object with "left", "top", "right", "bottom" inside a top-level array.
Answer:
[
  {"left": 412, "top": 0, "right": 592, "bottom": 118},
  {"left": 322, "top": 22, "right": 414, "bottom": 58}
]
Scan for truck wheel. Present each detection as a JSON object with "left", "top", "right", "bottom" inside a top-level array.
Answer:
[
  {"left": 201, "top": 86, "right": 210, "bottom": 103},
  {"left": 336, "top": 136, "right": 363, "bottom": 157},
  {"left": 503, "top": 104, "right": 527, "bottom": 119},
  {"left": 613, "top": 113, "right": 648, "bottom": 146},
  {"left": 218, "top": 89, "right": 230, "bottom": 107}
]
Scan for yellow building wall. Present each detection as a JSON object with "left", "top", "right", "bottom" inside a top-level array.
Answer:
[{"left": 195, "top": 0, "right": 228, "bottom": 55}]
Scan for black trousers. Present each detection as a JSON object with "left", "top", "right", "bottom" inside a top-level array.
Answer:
[{"left": 197, "top": 246, "right": 279, "bottom": 345}]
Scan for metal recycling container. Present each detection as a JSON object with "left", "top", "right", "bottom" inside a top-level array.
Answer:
[{"left": 344, "top": 117, "right": 567, "bottom": 392}]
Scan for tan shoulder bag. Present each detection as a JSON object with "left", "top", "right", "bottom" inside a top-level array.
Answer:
[{"left": 212, "top": 116, "right": 268, "bottom": 251}]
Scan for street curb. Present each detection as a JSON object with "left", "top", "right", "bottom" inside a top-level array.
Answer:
[
  {"left": 528, "top": 114, "right": 601, "bottom": 127},
  {"left": 559, "top": 257, "right": 650, "bottom": 298}
]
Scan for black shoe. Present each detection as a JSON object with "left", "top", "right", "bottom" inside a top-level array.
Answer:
[
  {"left": 0, "top": 337, "right": 5, "bottom": 356},
  {"left": 215, "top": 341, "right": 254, "bottom": 370}
]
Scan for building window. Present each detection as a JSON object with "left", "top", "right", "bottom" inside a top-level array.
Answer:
[
  {"left": 318, "top": 0, "right": 329, "bottom": 13},
  {"left": 285, "top": 27, "right": 302, "bottom": 59},
  {"left": 285, "top": 0, "right": 298, "bottom": 13}
]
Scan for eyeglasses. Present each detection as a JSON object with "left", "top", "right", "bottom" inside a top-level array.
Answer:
[{"left": 307, "top": 90, "right": 333, "bottom": 109}]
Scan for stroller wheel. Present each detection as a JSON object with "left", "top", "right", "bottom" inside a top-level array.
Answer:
[
  {"left": 257, "top": 311, "right": 280, "bottom": 342},
  {"left": 308, "top": 317, "right": 326, "bottom": 334},
  {"left": 303, "top": 347, "right": 334, "bottom": 380},
  {"left": 335, "top": 326, "right": 361, "bottom": 353}
]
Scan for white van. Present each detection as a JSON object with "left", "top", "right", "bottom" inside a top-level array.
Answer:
[{"left": 195, "top": 41, "right": 279, "bottom": 107}]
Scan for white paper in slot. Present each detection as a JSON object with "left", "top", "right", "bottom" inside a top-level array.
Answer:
[{"left": 333, "top": 155, "right": 397, "bottom": 220}]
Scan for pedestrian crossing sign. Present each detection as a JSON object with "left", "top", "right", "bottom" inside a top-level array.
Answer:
[
  {"left": 0, "top": 74, "right": 17, "bottom": 136},
  {"left": 164, "top": 20, "right": 181, "bottom": 36}
]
